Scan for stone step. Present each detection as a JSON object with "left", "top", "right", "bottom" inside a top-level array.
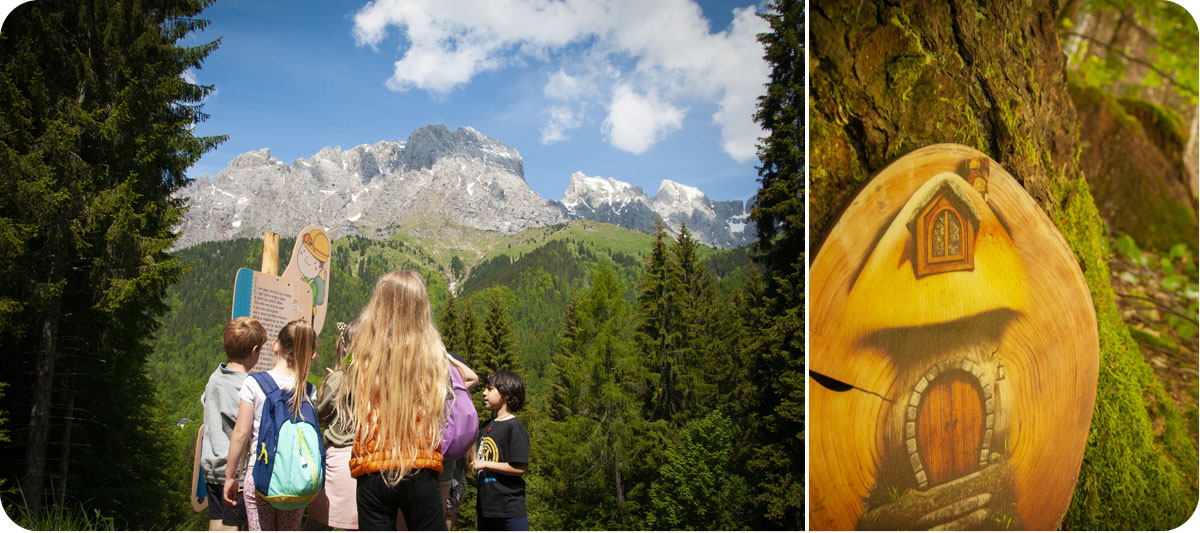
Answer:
[
  {"left": 930, "top": 508, "right": 990, "bottom": 531},
  {"left": 916, "top": 493, "right": 992, "bottom": 529}
]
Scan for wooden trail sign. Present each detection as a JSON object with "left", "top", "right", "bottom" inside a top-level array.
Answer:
[
  {"left": 190, "top": 424, "right": 208, "bottom": 512},
  {"left": 809, "top": 145, "right": 1098, "bottom": 530},
  {"left": 231, "top": 225, "right": 332, "bottom": 372}
]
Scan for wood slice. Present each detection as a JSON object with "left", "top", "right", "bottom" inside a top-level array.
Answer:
[{"left": 810, "top": 144, "right": 1098, "bottom": 530}]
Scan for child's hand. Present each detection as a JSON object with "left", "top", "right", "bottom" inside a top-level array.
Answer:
[
  {"left": 470, "top": 460, "right": 487, "bottom": 473},
  {"left": 223, "top": 478, "right": 238, "bottom": 506}
]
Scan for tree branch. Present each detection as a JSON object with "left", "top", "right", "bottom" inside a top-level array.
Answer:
[
  {"left": 1064, "top": 31, "right": 1199, "bottom": 96},
  {"left": 1114, "top": 291, "right": 1199, "bottom": 324}
]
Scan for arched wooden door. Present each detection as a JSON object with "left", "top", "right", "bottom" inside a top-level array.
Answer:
[{"left": 916, "top": 372, "right": 985, "bottom": 486}]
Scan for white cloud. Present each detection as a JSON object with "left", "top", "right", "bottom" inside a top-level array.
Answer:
[
  {"left": 352, "top": 0, "right": 768, "bottom": 159},
  {"left": 603, "top": 84, "right": 684, "bottom": 154},
  {"left": 541, "top": 105, "right": 583, "bottom": 144},
  {"left": 544, "top": 70, "right": 583, "bottom": 100}
]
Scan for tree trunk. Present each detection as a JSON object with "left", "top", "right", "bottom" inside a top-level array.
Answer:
[
  {"left": 810, "top": 0, "right": 1079, "bottom": 245},
  {"left": 22, "top": 268, "right": 64, "bottom": 514},
  {"left": 613, "top": 444, "right": 625, "bottom": 522},
  {"left": 57, "top": 392, "right": 74, "bottom": 505},
  {"left": 811, "top": 0, "right": 1195, "bottom": 529},
  {"left": 1186, "top": 113, "right": 1199, "bottom": 201}
]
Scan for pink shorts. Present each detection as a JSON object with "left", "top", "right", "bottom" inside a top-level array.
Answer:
[{"left": 308, "top": 444, "right": 358, "bottom": 529}]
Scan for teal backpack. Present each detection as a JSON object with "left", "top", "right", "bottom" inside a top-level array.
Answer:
[{"left": 250, "top": 372, "right": 325, "bottom": 509}]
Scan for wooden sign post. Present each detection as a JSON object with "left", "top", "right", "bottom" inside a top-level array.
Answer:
[
  {"left": 190, "top": 424, "right": 208, "bottom": 512},
  {"left": 231, "top": 225, "right": 332, "bottom": 371},
  {"left": 809, "top": 145, "right": 1098, "bottom": 530},
  {"left": 191, "top": 226, "right": 333, "bottom": 511}
]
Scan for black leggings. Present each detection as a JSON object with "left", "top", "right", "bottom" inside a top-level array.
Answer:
[{"left": 356, "top": 469, "right": 444, "bottom": 531}]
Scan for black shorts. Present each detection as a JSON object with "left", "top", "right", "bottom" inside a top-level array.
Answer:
[{"left": 205, "top": 483, "right": 247, "bottom": 527}]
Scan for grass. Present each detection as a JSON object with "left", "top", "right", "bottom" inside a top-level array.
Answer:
[{"left": 4, "top": 485, "right": 116, "bottom": 531}]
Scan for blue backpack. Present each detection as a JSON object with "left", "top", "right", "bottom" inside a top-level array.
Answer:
[{"left": 250, "top": 372, "right": 325, "bottom": 510}]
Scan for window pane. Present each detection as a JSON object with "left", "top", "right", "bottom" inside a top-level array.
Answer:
[
  {"left": 948, "top": 212, "right": 961, "bottom": 256},
  {"left": 932, "top": 211, "right": 946, "bottom": 257}
]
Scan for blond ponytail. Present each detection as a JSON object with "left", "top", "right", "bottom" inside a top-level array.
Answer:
[{"left": 277, "top": 319, "right": 316, "bottom": 420}]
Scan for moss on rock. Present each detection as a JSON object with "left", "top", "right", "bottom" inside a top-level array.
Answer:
[{"left": 1069, "top": 82, "right": 1197, "bottom": 254}]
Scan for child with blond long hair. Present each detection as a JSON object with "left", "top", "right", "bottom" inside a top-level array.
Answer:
[
  {"left": 339, "top": 270, "right": 452, "bottom": 530},
  {"left": 224, "top": 319, "right": 318, "bottom": 531}
]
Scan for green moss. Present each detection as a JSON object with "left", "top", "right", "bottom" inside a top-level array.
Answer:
[
  {"left": 1141, "top": 193, "right": 1200, "bottom": 254},
  {"left": 1118, "top": 97, "right": 1187, "bottom": 153},
  {"left": 809, "top": 113, "right": 871, "bottom": 241},
  {"left": 1052, "top": 176, "right": 1198, "bottom": 529},
  {"left": 884, "top": 12, "right": 934, "bottom": 105}
]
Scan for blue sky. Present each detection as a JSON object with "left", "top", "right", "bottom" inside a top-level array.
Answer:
[{"left": 174, "top": 0, "right": 770, "bottom": 202}]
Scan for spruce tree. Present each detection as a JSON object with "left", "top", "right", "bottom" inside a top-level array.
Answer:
[
  {"left": 738, "top": 0, "right": 806, "bottom": 528},
  {"left": 460, "top": 297, "right": 482, "bottom": 361},
  {"left": 440, "top": 292, "right": 462, "bottom": 352},
  {"left": 0, "top": 0, "right": 224, "bottom": 523},
  {"left": 635, "top": 220, "right": 676, "bottom": 422},
  {"left": 544, "top": 295, "right": 581, "bottom": 421},
  {"left": 479, "top": 289, "right": 519, "bottom": 377},
  {"left": 530, "top": 265, "right": 661, "bottom": 529},
  {"left": 667, "top": 223, "right": 719, "bottom": 421}
]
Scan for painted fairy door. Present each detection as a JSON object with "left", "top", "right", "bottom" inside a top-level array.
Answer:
[
  {"left": 809, "top": 144, "right": 1098, "bottom": 531},
  {"left": 917, "top": 373, "right": 984, "bottom": 486}
]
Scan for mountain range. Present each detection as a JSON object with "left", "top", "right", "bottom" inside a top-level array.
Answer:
[{"left": 175, "top": 124, "right": 755, "bottom": 249}]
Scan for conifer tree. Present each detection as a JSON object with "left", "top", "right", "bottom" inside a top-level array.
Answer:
[
  {"left": 531, "top": 265, "right": 661, "bottom": 529},
  {"left": 479, "top": 289, "right": 519, "bottom": 377},
  {"left": 667, "top": 223, "right": 719, "bottom": 421},
  {"left": 636, "top": 221, "right": 721, "bottom": 425},
  {"left": 0, "top": 0, "right": 224, "bottom": 521},
  {"left": 737, "top": 0, "right": 805, "bottom": 528},
  {"left": 635, "top": 220, "right": 677, "bottom": 422},
  {"left": 440, "top": 292, "right": 462, "bottom": 352},
  {"left": 544, "top": 295, "right": 581, "bottom": 421},
  {"left": 460, "top": 296, "right": 482, "bottom": 360}
]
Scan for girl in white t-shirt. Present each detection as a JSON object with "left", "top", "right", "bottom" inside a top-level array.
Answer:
[{"left": 223, "top": 319, "right": 317, "bottom": 531}]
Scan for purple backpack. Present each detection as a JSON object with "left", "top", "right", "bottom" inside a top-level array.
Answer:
[{"left": 441, "top": 364, "right": 479, "bottom": 459}]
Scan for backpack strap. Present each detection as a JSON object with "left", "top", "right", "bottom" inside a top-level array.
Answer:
[{"left": 251, "top": 372, "right": 279, "bottom": 396}]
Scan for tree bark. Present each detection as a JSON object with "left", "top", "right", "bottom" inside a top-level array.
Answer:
[
  {"left": 57, "top": 391, "right": 74, "bottom": 505},
  {"left": 22, "top": 265, "right": 64, "bottom": 514},
  {"left": 613, "top": 445, "right": 625, "bottom": 522},
  {"left": 810, "top": 0, "right": 1080, "bottom": 247}
]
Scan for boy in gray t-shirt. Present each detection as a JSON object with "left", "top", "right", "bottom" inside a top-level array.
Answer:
[{"left": 200, "top": 317, "right": 265, "bottom": 531}]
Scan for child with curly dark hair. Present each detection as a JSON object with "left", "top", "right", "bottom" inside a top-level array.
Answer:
[{"left": 472, "top": 370, "right": 529, "bottom": 531}]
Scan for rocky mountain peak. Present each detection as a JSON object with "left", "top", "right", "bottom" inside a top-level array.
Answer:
[
  {"left": 229, "top": 148, "right": 277, "bottom": 169},
  {"left": 399, "top": 124, "right": 524, "bottom": 177},
  {"left": 654, "top": 179, "right": 716, "bottom": 219},
  {"left": 174, "top": 125, "right": 752, "bottom": 250},
  {"left": 562, "top": 172, "right": 645, "bottom": 208}
]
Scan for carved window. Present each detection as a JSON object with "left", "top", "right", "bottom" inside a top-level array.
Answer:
[{"left": 915, "top": 194, "right": 974, "bottom": 276}]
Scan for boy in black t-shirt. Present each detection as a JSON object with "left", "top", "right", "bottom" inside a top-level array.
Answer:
[{"left": 472, "top": 370, "right": 530, "bottom": 531}]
